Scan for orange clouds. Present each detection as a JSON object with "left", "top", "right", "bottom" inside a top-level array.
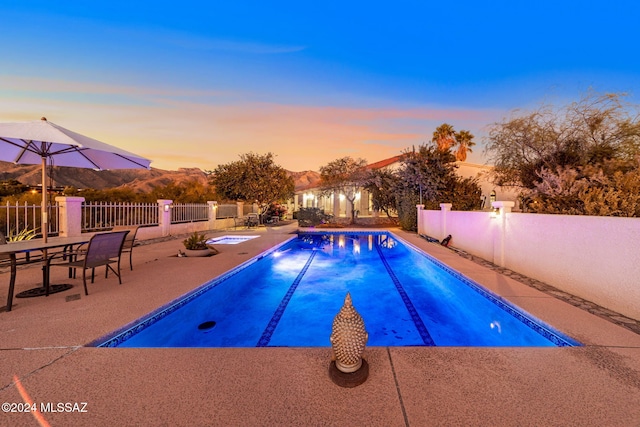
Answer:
[{"left": 0, "top": 75, "right": 500, "bottom": 171}]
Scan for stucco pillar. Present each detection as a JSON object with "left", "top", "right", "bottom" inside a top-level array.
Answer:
[
  {"left": 158, "top": 199, "right": 172, "bottom": 237},
  {"left": 416, "top": 204, "right": 425, "bottom": 235},
  {"left": 55, "top": 196, "right": 85, "bottom": 237},
  {"left": 207, "top": 201, "right": 217, "bottom": 230},
  {"left": 236, "top": 201, "right": 244, "bottom": 218},
  {"left": 439, "top": 203, "right": 452, "bottom": 241},
  {"left": 491, "top": 201, "right": 515, "bottom": 267}
]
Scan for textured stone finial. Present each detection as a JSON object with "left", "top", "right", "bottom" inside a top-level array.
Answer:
[{"left": 330, "top": 292, "right": 369, "bottom": 373}]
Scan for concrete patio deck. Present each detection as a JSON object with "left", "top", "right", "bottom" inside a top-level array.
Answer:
[{"left": 1, "top": 223, "right": 639, "bottom": 426}]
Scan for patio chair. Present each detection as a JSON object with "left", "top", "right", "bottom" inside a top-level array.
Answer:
[
  {"left": 112, "top": 225, "right": 140, "bottom": 270},
  {"left": 245, "top": 213, "right": 259, "bottom": 228},
  {"left": 46, "top": 230, "right": 129, "bottom": 296}
]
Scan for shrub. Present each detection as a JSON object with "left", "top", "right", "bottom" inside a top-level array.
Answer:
[
  {"left": 182, "top": 231, "right": 208, "bottom": 250},
  {"left": 296, "top": 208, "right": 332, "bottom": 227}
]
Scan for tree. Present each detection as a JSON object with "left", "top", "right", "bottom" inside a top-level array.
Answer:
[
  {"left": 432, "top": 124, "right": 476, "bottom": 161},
  {"left": 484, "top": 92, "right": 640, "bottom": 189},
  {"left": 398, "top": 144, "right": 457, "bottom": 209},
  {"left": 0, "top": 179, "right": 29, "bottom": 198},
  {"left": 319, "top": 157, "right": 368, "bottom": 223},
  {"left": 432, "top": 123, "right": 456, "bottom": 151},
  {"left": 364, "top": 169, "right": 399, "bottom": 218},
  {"left": 79, "top": 187, "right": 145, "bottom": 203},
  {"left": 148, "top": 180, "right": 216, "bottom": 203},
  {"left": 453, "top": 129, "right": 475, "bottom": 161},
  {"left": 524, "top": 163, "right": 640, "bottom": 217},
  {"left": 209, "top": 152, "right": 294, "bottom": 216},
  {"left": 395, "top": 143, "right": 482, "bottom": 230}
]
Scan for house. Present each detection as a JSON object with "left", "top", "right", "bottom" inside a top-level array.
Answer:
[{"left": 292, "top": 155, "right": 519, "bottom": 218}]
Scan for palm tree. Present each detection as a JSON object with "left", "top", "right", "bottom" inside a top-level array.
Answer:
[
  {"left": 454, "top": 130, "right": 475, "bottom": 161},
  {"left": 432, "top": 123, "right": 456, "bottom": 151}
]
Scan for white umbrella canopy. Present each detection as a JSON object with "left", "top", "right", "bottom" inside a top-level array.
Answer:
[{"left": 0, "top": 117, "right": 152, "bottom": 242}]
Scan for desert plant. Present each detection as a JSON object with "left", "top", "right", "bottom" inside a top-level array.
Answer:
[
  {"left": 182, "top": 231, "right": 208, "bottom": 250},
  {"left": 7, "top": 227, "right": 38, "bottom": 242}
]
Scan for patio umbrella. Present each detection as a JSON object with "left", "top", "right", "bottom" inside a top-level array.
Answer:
[{"left": 0, "top": 117, "right": 151, "bottom": 242}]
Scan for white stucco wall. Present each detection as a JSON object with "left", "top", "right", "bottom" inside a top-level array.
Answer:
[
  {"left": 504, "top": 214, "right": 640, "bottom": 320},
  {"left": 447, "top": 211, "right": 495, "bottom": 261},
  {"left": 418, "top": 206, "right": 640, "bottom": 320},
  {"left": 422, "top": 210, "right": 441, "bottom": 239}
]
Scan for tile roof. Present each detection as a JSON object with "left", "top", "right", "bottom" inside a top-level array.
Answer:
[{"left": 365, "top": 154, "right": 405, "bottom": 170}]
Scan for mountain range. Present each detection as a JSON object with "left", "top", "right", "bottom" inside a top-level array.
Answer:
[{"left": 0, "top": 161, "right": 321, "bottom": 193}]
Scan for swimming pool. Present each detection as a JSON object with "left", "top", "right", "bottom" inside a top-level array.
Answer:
[{"left": 95, "top": 231, "right": 579, "bottom": 348}]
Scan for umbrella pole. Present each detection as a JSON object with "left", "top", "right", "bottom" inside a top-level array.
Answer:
[{"left": 41, "top": 156, "right": 48, "bottom": 244}]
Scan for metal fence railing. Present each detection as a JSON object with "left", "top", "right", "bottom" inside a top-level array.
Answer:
[
  {"left": 216, "top": 204, "right": 237, "bottom": 219},
  {"left": 0, "top": 201, "right": 59, "bottom": 239},
  {"left": 243, "top": 204, "right": 257, "bottom": 216},
  {"left": 82, "top": 201, "right": 159, "bottom": 232},
  {"left": 170, "top": 203, "right": 210, "bottom": 224},
  {"left": 3, "top": 200, "right": 241, "bottom": 236}
]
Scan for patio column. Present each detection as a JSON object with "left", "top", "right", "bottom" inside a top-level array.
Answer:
[
  {"left": 236, "top": 201, "right": 244, "bottom": 218},
  {"left": 333, "top": 192, "right": 340, "bottom": 218},
  {"left": 55, "top": 196, "right": 85, "bottom": 237},
  {"left": 439, "top": 203, "right": 452, "bottom": 241},
  {"left": 158, "top": 199, "right": 172, "bottom": 237},
  {"left": 416, "top": 204, "right": 424, "bottom": 235},
  {"left": 491, "top": 201, "right": 515, "bottom": 267},
  {"left": 207, "top": 201, "right": 217, "bottom": 230}
]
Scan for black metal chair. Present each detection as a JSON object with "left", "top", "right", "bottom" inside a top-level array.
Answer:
[
  {"left": 112, "top": 225, "right": 140, "bottom": 270},
  {"left": 47, "top": 230, "right": 129, "bottom": 296},
  {"left": 245, "top": 213, "right": 259, "bottom": 228}
]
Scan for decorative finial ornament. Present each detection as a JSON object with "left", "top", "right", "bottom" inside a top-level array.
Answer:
[{"left": 329, "top": 292, "right": 369, "bottom": 387}]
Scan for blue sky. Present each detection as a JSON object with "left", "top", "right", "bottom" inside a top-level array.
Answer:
[{"left": 1, "top": 1, "right": 638, "bottom": 171}]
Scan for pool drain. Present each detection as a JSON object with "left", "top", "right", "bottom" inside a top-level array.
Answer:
[{"left": 198, "top": 321, "right": 216, "bottom": 330}]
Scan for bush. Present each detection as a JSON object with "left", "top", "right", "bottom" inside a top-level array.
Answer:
[
  {"left": 296, "top": 208, "right": 332, "bottom": 227},
  {"left": 397, "top": 192, "right": 419, "bottom": 231}
]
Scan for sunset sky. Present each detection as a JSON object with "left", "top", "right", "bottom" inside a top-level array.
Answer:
[{"left": 1, "top": 1, "right": 638, "bottom": 172}]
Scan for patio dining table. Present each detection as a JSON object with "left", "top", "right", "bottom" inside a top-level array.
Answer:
[{"left": 1, "top": 234, "right": 93, "bottom": 311}]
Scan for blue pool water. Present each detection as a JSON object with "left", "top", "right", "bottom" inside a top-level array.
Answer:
[
  {"left": 95, "top": 232, "right": 579, "bottom": 348},
  {"left": 206, "top": 235, "right": 259, "bottom": 245}
]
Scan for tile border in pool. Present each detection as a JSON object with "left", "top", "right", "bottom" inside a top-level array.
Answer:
[
  {"left": 391, "top": 233, "right": 581, "bottom": 347},
  {"left": 301, "top": 230, "right": 579, "bottom": 347},
  {"left": 88, "top": 236, "right": 297, "bottom": 348},
  {"left": 90, "top": 230, "right": 580, "bottom": 348}
]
